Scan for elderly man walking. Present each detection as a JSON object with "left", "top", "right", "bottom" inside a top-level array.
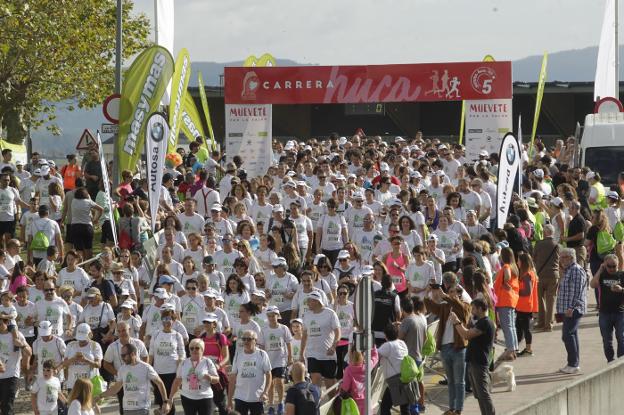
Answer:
[
  {"left": 556, "top": 248, "right": 587, "bottom": 374},
  {"left": 534, "top": 224, "right": 560, "bottom": 332}
]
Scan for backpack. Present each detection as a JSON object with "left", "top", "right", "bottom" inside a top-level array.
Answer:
[
  {"left": 597, "top": 230, "right": 617, "bottom": 256},
  {"left": 614, "top": 221, "right": 624, "bottom": 242},
  {"left": 292, "top": 382, "right": 320, "bottom": 415},
  {"left": 422, "top": 328, "right": 436, "bottom": 357},
  {"left": 30, "top": 221, "right": 50, "bottom": 251},
  {"left": 400, "top": 355, "right": 420, "bottom": 384}
]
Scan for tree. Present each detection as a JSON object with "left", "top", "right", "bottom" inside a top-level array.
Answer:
[{"left": 0, "top": 0, "right": 151, "bottom": 143}]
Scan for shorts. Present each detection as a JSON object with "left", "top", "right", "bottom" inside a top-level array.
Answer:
[
  {"left": 100, "top": 220, "right": 115, "bottom": 244},
  {"left": 0, "top": 220, "right": 15, "bottom": 237},
  {"left": 307, "top": 357, "right": 337, "bottom": 379},
  {"left": 271, "top": 367, "right": 287, "bottom": 379},
  {"left": 70, "top": 223, "right": 94, "bottom": 250},
  {"left": 65, "top": 224, "right": 73, "bottom": 244}
]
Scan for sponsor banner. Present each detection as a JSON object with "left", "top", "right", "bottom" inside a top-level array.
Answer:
[
  {"left": 145, "top": 112, "right": 169, "bottom": 232},
  {"left": 224, "top": 61, "right": 512, "bottom": 104},
  {"left": 95, "top": 132, "right": 118, "bottom": 246},
  {"left": 225, "top": 104, "right": 272, "bottom": 179},
  {"left": 181, "top": 94, "right": 205, "bottom": 141},
  {"left": 116, "top": 46, "right": 174, "bottom": 180},
  {"left": 464, "top": 99, "right": 513, "bottom": 161},
  {"left": 496, "top": 133, "right": 521, "bottom": 229},
  {"left": 167, "top": 48, "right": 192, "bottom": 153}
]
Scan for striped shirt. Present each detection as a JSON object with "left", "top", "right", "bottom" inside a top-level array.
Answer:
[{"left": 556, "top": 262, "right": 587, "bottom": 314}]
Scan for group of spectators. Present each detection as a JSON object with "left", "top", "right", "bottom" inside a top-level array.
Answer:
[{"left": 0, "top": 130, "right": 619, "bottom": 415}]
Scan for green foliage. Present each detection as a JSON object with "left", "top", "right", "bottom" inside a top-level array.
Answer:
[{"left": 0, "top": 0, "right": 151, "bottom": 142}]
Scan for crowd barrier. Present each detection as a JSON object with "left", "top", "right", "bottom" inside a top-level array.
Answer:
[{"left": 508, "top": 357, "right": 624, "bottom": 415}]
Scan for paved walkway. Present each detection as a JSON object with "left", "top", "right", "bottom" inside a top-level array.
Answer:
[{"left": 423, "top": 293, "right": 608, "bottom": 415}]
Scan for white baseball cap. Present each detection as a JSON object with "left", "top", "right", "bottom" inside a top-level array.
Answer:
[
  {"left": 75, "top": 323, "right": 91, "bottom": 341},
  {"left": 38, "top": 321, "right": 53, "bottom": 337}
]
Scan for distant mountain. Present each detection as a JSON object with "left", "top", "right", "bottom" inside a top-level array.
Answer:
[
  {"left": 31, "top": 49, "right": 611, "bottom": 153},
  {"left": 513, "top": 45, "right": 624, "bottom": 82}
]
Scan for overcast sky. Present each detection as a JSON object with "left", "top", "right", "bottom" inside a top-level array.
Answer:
[{"left": 133, "top": 0, "right": 611, "bottom": 64}]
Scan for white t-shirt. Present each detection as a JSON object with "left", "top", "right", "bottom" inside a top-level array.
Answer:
[
  {"left": 193, "top": 187, "right": 221, "bottom": 218},
  {"left": 212, "top": 250, "right": 243, "bottom": 278},
  {"left": 307, "top": 201, "right": 327, "bottom": 229},
  {"left": 406, "top": 261, "right": 437, "bottom": 298},
  {"left": 333, "top": 302, "right": 355, "bottom": 341},
  {"left": 149, "top": 330, "right": 186, "bottom": 374},
  {"left": 317, "top": 214, "right": 347, "bottom": 251},
  {"left": 231, "top": 319, "right": 263, "bottom": 351},
  {"left": 117, "top": 361, "right": 160, "bottom": 411},
  {"left": 378, "top": 339, "right": 409, "bottom": 378},
  {"left": 32, "top": 376, "right": 62, "bottom": 413},
  {"left": 0, "top": 331, "right": 25, "bottom": 379},
  {"left": 223, "top": 291, "right": 250, "bottom": 323},
  {"left": 249, "top": 203, "right": 273, "bottom": 234},
  {"left": 15, "top": 300, "right": 36, "bottom": 338},
  {"left": 344, "top": 206, "right": 374, "bottom": 232},
  {"left": 254, "top": 248, "right": 278, "bottom": 272},
  {"left": 262, "top": 324, "right": 293, "bottom": 368},
  {"left": 70, "top": 199, "right": 97, "bottom": 225},
  {"left": 33, "top": 335, "right": 66, "bottom": 378},
  {"left": 302, "top": 308, "right": 340, "bottom": 361},
  {"left": 67, "top": 399, "right": 94, "bottom": 415},
  {"left": 292, "top": 288, "right": 328, "bottom": 319},
  {"left": 80, "top": 302, "right": 115, "bottom": 331},
  {"left": 352, "top": 228, "right": 383, "bottom": 265},
  {"left": 64, "top": 340, "right": 103, "bottom": 389},
  {"left": 291, "top": 215, "right": 313, "bottom": 248},
  {"left": 433, "top": 229, "right": 460, "bottom": 263},
  {"left": 176, "top": 357, "right": 218, "bottom": 400},
  {"left": 0, "top": 186, "right": 20, "bottom": 221},
  {"left": 103, "top": 338, "right": 148, "bottom": 372},
  {"left": 35, "top": 298, "right": 71, "bottom": 337},
  {"left": 231, "top": 349, "right": 272, "bottom": 402},
  {"left": 180, "top": 295, "right": 205, "bottom": 333},
  {"left": 58, "top": 267, "right": 90, "bottom": 299},
  {"left": 266, "top": 273, "right": 299, "bottom": 312},
  {"left": 177, "top": 213, "right": 206, "bottom": 237}
]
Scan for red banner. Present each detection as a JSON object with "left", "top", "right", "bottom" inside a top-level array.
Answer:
[{"left": 225, "top": 62, "right": 512, "bottom": 104}]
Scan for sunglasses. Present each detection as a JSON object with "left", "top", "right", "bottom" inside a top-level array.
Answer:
[
  {"left": 338, "top": 292, "right": 348, "bottom": 296},
  {"left": 241, "top": 337, "right": 254, "bottom": 342},
  {"left": 44, "top": 289, "right": 55, "bottom": 293},
  {"left": 186, "top": 287, "right": 197, "bottom": 291},
  {"left": 189, "top": 347, "right": 202, "bottom": 351}
]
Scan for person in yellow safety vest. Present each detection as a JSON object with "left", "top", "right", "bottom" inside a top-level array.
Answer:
[{"left": 587, "top": 171, "right": 608, "bottom": 211}]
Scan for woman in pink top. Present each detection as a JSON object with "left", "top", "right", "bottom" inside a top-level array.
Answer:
[
  {"left": 383, "top": 235, "right": 409, "bottom": 294},
  {"left": 341, "top": 346, "right": 379, "bottom": 415},
  {"left": 8, "top": 263, "right": 28, "bottom": 294}
]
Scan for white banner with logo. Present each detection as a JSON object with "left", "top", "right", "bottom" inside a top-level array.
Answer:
[
  {"left": 496, "top": 133, "right": 521, "bottom": 229},
  {"left": 225, "top": 104, "right": 272, "bottom": 178},
  {"left": 145, "top": 112, "right": 169, "bottom": 232},
  {"left": 464, "top": 99, "right": 512, "bottom": 162},
  {"left": 96, "top": 131, "right": 118, "bottom": 246}
]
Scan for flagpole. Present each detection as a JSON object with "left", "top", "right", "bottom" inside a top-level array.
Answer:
[{"left": 616, "top": 0, "right": 620, "bottom": 99}]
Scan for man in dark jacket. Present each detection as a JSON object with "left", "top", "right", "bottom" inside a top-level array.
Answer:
[{"left": 533, "top": 224, "right": 560, "bottom": 331}]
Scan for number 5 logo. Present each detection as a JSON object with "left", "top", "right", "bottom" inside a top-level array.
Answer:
[{"left": 482, "top": 79, "right": 492, "bottom": 94}]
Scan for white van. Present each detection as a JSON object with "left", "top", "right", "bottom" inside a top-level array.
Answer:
[{"left": 579, "top": 112, "right": 624, "bottom": 185}]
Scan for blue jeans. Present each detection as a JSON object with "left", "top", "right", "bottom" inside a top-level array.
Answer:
[
  {"left": 497, "top": 307, "right": 518, "bottom": 351},
  {"left": 440, "top": 343, "right": 466, "bottom": 412},
  {"left": 598, "top": 311, "right": 624, "bottom": 362},
  {"left": 562, "top": 310, "right": 582, "bottom": 367}
]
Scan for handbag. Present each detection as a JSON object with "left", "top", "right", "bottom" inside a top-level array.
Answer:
[{"left": 91, "top": 374, "right": 107, "bottom": 397}]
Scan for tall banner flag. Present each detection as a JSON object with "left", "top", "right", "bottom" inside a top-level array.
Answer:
[
  {"left": 116, "top": 46, "right": 174, "bottom": 181},
  {"left": 95, "top": 131, "right": 118, "bottom": 247},
  {"left": 496, "top": 133, "right": 521, "bottom": 229},
  {"left": 155, "top": 0, "right": 174, "bottom": 104},
  {"left": 225, "top": 104, "right": 272, "bottom": 179},
  {"left": 529, "top": 52, "right": 548, "bottom": 157},
  {"left": 181, "top": 94, "right": 206, "bottom": 141},
  {"left": 197, "top": 72, "right": 216, "bottom": 150},
  {"left": 167, "top": 48, "right": 192, "bottom": 153},
  {"left": 145, "top": 112, "right": 169, "bottom": 232},
  {"left": 595, "top": 0, "right": 617, "bottom": 101}
]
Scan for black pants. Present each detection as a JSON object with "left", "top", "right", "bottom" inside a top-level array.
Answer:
[
  {"left": 181, "top": 395, "right": 214, "bottom": 415},
  {"left": 516, "top": 311, "right": 533, "bottom": 345},
  {"left": 468, "top": 363, "right": 495, "bottom": 415},
  {"left": 379, "top": 387, "right": 409, "bottom": 415},
  {"left": 153, "top": 373, "right": 177, "bottom": 415},
  {"left": 0, "top": 377, "right": 17, "bottom": 415},
  {"left": 117, "top": 388, "right": 125, "bottom": 414},
  {"left": 234, "top": 399, "right": 263, "bottom": 415},
  {"left": 336, "top": 344, "right": 348, "bottom": 380},
  {"left": 212, "top": 389, "right": 227, "bottom": 415}
]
